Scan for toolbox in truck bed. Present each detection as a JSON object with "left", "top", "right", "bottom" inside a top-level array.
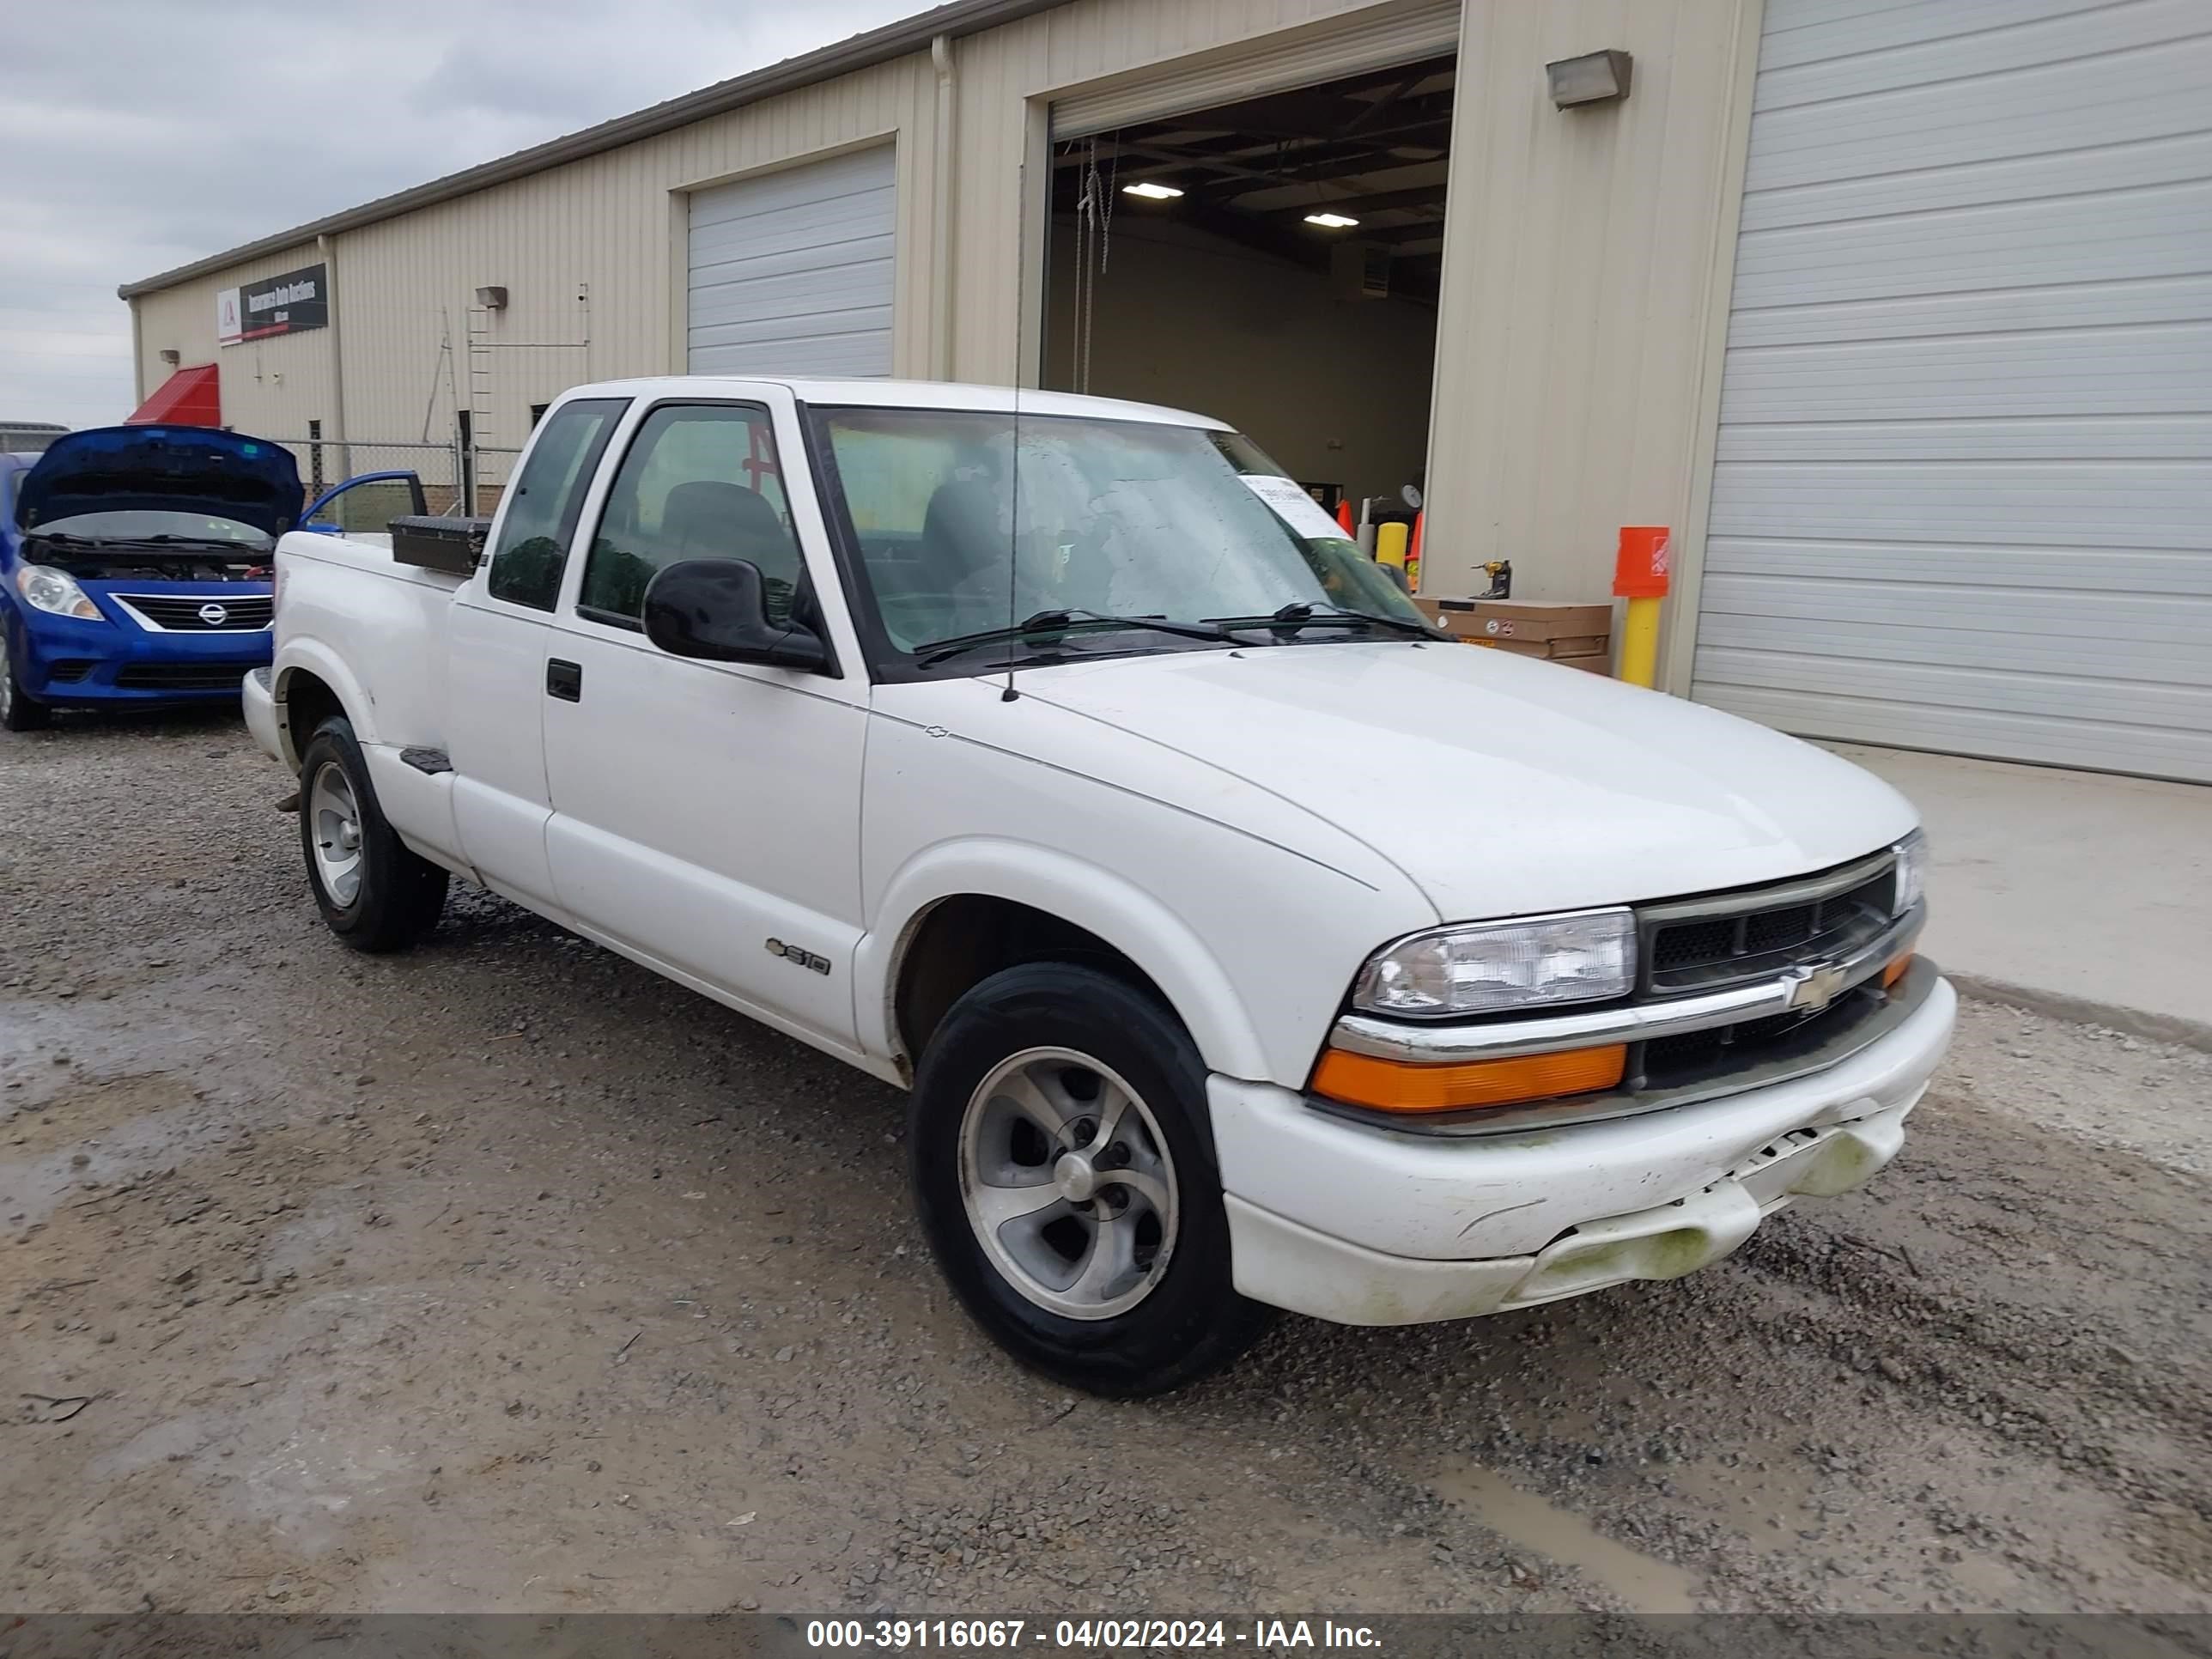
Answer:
[{"left": 389, "top": 515, "right": 491, "bottom": 576}]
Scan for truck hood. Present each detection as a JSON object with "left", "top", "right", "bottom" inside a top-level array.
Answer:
[
  {"left": 15, "top": 426, "right": 301, "bottom": 537},
  {"left": 1015, "top": 641, "right": 1919, "bottom": 920}
]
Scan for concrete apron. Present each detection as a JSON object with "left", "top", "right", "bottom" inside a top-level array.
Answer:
[{"left": 1824, "top": 741, "right": 2212, "bottom": 1047}]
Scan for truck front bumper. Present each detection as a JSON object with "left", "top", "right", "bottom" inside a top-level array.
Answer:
[
  {"left": 1210, "top": 973, "right": 1954, "bottom": 1326},
  {"left": 241, "top": 666, "right": 285, "bottom": 765}
]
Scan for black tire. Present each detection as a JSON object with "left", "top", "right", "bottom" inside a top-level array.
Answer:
[
  {"left": 297, "top": 715, "right": 449, "bottom": 953},
  {"left": 909, "top": 962, "right": 1274, "bottom": 1396},
  {"left": 0, "top": 629, "right": 51, "bottom": 732}
]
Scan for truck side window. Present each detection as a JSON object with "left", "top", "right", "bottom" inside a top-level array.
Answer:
[
  {"left": 578, "top": 403, "right": 804, "bottom": 627},
  {"left": 484, "top": 397, "right": 627, "bottom": 611}
]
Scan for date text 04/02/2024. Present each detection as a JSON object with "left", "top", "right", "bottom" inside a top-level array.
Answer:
[{"left": 804, "top": 1619, "right": 1384, "bottom": 1650}]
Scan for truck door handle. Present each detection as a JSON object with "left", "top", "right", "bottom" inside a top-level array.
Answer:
[{"left": 546, "top": 659, "right": 582, "bottom": 702}]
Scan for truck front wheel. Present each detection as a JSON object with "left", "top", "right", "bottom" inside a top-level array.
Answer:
[
  {"left": 909, "top": 963, "right": 1274, "bottom": 1395},
  {"left": 297, "top": 716, "right": 449, "bottom": 953}
]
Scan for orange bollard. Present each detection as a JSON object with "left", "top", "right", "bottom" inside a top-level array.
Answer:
[{"left": 1613, "top": 526, "right": 1671, "bottom": 688}]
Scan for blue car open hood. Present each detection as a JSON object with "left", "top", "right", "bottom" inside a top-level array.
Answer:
[{"left": 15, "top": 426, "right": 301, "bottom": 538}]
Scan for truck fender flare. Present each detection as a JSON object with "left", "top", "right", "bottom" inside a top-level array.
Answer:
[
  {"left": 857, "top": 838, "right": 1272, "bottom": 1083},
  {"left": 274, "top": 638, "right": 380, "bottom": 762}
]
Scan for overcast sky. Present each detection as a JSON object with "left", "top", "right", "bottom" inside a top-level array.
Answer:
[{"left": 0, "top": 0, "right": 922, "bottom": 431}]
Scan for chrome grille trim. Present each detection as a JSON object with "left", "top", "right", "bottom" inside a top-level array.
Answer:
[
  {"left": 1638, "top": 848, "right": 1897, "bottom": 998},
  {"left": 1313, "top": 957, "right": 1939, "bottom": 1139},
  {"left": 1329, "top": 904, "right": 1923, "bottom": 1064},
  {"left": 112, "top": 593, "right": 276, "bottom": 633}
]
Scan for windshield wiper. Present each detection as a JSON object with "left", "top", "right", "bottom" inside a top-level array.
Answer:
[
  {"left": 27, "top": 532, "right": 254, "bottom": 555},
  {"left": 915, "top": 610, "right": 1236, "bottom": 668},
  {"left": 1206, "top": 602, "right": 1441, "bottom": 639}
]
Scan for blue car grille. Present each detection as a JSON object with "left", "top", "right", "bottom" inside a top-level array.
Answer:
[
  {"left": 113, "top": 592, "right": 273, "bottom": 631},
  {"left": 114, "top": 663, "right": 253, "bottom": 690}
]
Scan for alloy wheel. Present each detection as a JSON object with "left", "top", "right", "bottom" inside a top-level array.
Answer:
[{"left": 957, "top": 1046, "right": 1181, "bottom": 1320}]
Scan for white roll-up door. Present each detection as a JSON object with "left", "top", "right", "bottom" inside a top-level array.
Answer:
[
  {"left": 1050, "top": 0, "right": 1458, "bottom": 138},
  {"left": 1692, "top": 0, "right": 2212, "bottom": 783},
  {"left": 687, "top": 147, "right": 896, "bottom": 378}
]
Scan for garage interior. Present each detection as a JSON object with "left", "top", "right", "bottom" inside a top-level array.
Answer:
[{"left": 1042, "top": 54, "right": 1454, "bottom": 516}]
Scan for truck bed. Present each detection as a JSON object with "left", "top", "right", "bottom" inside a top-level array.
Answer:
[
  {"left": 276, "top": 529, "right": 466, "bottom": 757},
  {"left": 275, "top": 529, "right": 475, "bottom": 872}
]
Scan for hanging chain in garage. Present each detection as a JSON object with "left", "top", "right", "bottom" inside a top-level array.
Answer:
[{"left": 1069, "top": 136, "right": 1118, "bottom": 394}]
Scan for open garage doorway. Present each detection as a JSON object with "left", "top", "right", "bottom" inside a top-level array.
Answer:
[{"left": 1043, "top": 54, "right": 1454, "bottom": 521}]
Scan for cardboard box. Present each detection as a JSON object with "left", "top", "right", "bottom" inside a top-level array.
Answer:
[
  {"left": 1416, "top": 597, "right": 1613, "bottom": 673},
  {"left": 1475, "top": 634, "right": 1608, "bottom": 661}
]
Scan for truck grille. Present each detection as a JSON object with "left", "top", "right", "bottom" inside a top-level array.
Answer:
[
  {"left": 114, "top": 593, "right": 274, "bottom": 631},
  {"left": 1643, "top": 858, "right": 1895, "bottom": 997},
  {"left": 1626, "top": 848, "right": 1905, "bottom": 1092},
  {"left": 1638, "top": 989, "right": 1880, "bottom": 1091}
]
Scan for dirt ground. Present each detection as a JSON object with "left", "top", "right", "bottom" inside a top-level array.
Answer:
[{"left": 3, "top": 709, "right": 2209, "bottom": 1618}]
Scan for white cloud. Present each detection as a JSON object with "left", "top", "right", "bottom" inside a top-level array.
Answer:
[{"left": 0, "top": 0, "right": 922, "bottom": 430}]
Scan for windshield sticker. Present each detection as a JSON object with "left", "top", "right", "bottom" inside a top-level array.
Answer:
[{"left": 1240, "top": 473, "right": 1349, "bottom": 543}]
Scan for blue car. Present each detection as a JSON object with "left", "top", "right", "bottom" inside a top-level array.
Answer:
[{"left": 1, "top": 425, "right": 301, "bottom": 731}]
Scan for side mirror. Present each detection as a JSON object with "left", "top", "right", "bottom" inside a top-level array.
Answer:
[{"left": 641, "top": 558, "right": 830, "bottom": 673}]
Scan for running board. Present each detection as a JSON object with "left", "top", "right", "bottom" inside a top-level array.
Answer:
[{"left": 400, "top": 747, "right": 453, "bottom": 775}]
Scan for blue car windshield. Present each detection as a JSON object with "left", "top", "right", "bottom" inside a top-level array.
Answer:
[{"left": 31, "top": 509, "right": 270, "bottom": 547}]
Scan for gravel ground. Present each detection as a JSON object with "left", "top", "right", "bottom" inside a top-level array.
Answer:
[{"left": 2, "top": 709, "right": 2209, "bottom": 1617}]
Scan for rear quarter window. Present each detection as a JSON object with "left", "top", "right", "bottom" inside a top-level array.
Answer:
[{"left": 484, "top": 398, "right": 628, "bottom": 610}]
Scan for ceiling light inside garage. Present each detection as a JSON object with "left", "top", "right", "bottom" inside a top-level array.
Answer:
[
  {"left": 1122, "top": 181, "right": 1184, "bottom": 200},
  {"left": 1304, "top": 211, "right": 1361, "bottom": 228}
]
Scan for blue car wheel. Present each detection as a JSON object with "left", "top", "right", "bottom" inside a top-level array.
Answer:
[{"left": 0, "top": 626, "right": 52, "bottom": 732}]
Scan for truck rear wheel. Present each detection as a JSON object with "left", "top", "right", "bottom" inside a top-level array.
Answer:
[
  {"left": 298, "top": 715, "right": 448, "bottom": 953},
  {"left": 909, "top": 962, "right": 1273, "bottom": 1395}
]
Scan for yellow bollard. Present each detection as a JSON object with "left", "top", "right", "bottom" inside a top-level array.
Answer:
[
  {"left": 1612, "top": 526, "right": 1672, "bottom": 688},
  {"left": 1375, "top": 520, "right": 1409, "bottom": 573},
  {"left": 1615, "top": 595, "right": 1662, "bottom": 689}
]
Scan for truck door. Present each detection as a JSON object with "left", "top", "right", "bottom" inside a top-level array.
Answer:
[
  {"left": 537, "top": 393, "right": 868, "bottom": 1050},
  {"left": 447, "top": 396, "right": 628, "bottom": 910}
]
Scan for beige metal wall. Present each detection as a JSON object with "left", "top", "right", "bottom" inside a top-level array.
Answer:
[
  {"left": 131, "top": 58, "right": 940, "bottom": 464},
  {"left": 127, "top": 0, "right": 1759, "bottom": 623},
  {"left": 1423, "top": 0, "right": 1761, "bottom": 610}
]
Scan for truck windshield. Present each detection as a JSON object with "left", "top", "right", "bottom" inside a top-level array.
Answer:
[{"left": 814, "top": 406, "right": 1426, "bottom": 670}]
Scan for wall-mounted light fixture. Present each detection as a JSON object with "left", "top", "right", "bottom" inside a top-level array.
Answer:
[
  {"left": 159, "top": 348, "right": 181, "bottom": 366},
  {"left": 1304, "top": 210, "right": 1361, "bottom": 229},
  {"left": 1122, "top": 181, "right": 1183, "bottom": 201},
  {"left": 475, "top": 285, "right": 509, "bottom": 309},
  {"left": 1547, "top": 49, "right": 1632, "bottom": 108}
]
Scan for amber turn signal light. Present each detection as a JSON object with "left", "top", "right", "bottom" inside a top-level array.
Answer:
[
  {"left": 1312, "top": 1043, "right": 1626, "bottom": 1114},
  {"left": 1881, "top": 952, "right": 1913, "bottom": 989}
]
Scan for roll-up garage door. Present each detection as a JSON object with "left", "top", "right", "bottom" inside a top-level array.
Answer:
[
  {"left": 687, "top": 147, "right": 896, "bottom": 378},
  {"left": 1050, "top": 0, "right": 1458, "bottom": 137},
  {"left": 1691, "top": 0, "right": 2212, "bottom": 783}
]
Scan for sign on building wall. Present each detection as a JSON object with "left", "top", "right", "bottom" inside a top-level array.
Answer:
[{"left": 216, "top": 263, "right": 327, "bottom": 347}]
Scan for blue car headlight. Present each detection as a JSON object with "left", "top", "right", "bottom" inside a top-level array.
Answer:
[{"left": 15, "top": 564, "right": 105, "bottom": 621}]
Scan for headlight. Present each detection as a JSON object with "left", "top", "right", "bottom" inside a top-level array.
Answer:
[
  {"left": 15, "top": 564, "right": 103, "bottom": 621},
  {"left": 1892, "top": 830, "right": 1927, "bottom": 916},
  {"left": 1352, "top": 908, "right": 1637, "bottom": 1018}
]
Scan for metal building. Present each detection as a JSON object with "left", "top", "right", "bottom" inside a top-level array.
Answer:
[{"left": 120, "top": 0, "right": 2212, "bottom": 783}]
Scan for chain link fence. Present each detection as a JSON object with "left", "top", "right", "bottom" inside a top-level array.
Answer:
[{"left": 270, "top": 436, "right": 527, "bottom": 519}]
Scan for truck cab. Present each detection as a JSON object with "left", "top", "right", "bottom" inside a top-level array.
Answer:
[{"left": 245, "top": 376, "right": 1954, "bottom": 1395}]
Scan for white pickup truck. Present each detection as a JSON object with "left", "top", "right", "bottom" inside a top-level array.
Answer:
[{"left": 246, "top": 376, "right": 1953, "bottom": 1395}]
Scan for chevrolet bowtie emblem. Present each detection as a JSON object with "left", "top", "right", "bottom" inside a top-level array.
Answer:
[{"left": 1785, "top": 960, "right": 1850, "bottom": 1013}]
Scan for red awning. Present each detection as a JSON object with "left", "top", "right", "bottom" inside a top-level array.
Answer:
[{"left": 126, "top": 363, "right": 222, "bottom": 428}]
